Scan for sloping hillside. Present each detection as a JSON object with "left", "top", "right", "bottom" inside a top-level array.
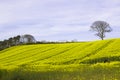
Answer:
[
  {"left": 0, "top": 39, "right": 120, "bottom": 80},
  {"left": 0, "top": 38, "right": 120, "bottom": 68}
]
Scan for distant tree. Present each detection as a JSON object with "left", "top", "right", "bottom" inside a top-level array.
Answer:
[
  {"left": 0, "top": 34, "right": 36, "bottom": 51},
  {"left": 0, "top": 41, "right": 3, "bottom": 50},
  {"left": 4, "top": 40, "right": 9, "bottom": 47},
  {"left": 41, "top": 40, "right": 47, "bottom": 43},
  {"left": 90, "top": 21, "right": 112, "bottom": 40},
  {"left": 13, "top": 37, "right": 17, "bottom": 45},
  {"left": 8, "top": 37, "right": 13, "bottom": 46},
  {"left": 16, "top": 35, "right": 20, "bottom": 45},
  {"left": 20, "top": 34, "right": 36, "bottom": 44},
  {"left": 2, "top": 40, "right": 7, "bottom": 48},
  {"left": 71, "top": 39, "right": 78, "bottom": 42},
  {"left": 13, "top": 35, "right": 20, "bottom": 45}
]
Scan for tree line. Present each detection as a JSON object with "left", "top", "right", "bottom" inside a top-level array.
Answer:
[
  {"left": 0, "top": 35, "right": 21, "bottom": 50},
  {"left": 0, "top": 34, "right": 36, "bottom": 50}
]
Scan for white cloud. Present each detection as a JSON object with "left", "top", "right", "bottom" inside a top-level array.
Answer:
[
  {"left": 0, "top": 0, "right": 120, "bottom": 41},
  {"left": 51, "top": 25, "right": 89, "bottom": 32}
]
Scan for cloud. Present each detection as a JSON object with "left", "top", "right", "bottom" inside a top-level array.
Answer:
[
  {"left": 51, "top": 25, "right": 89, "bottom": 33},
  {"left": 0, "top": 0, "right": 120, "bottom": 41}
]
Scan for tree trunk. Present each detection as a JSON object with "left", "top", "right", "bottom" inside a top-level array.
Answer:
[{"left": 102, "top": 38, "right": 104, "bottom": 40}]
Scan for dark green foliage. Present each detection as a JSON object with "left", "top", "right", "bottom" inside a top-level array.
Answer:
[{"left": 0, "top": 35, "right": 21, "bottom": 51}]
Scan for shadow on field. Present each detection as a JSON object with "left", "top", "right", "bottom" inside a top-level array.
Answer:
[
  {"left": 0, "top": 69, "right": 7, "bottom": 80},
  {"left": 81, "top": 56, "right": 120, "bottom": 64},
  {"left": 12, "top": 75, "right": 24, "bottom": 80},
  {"left": 0, "top": 65, "right": 120, "bottom": 80}
]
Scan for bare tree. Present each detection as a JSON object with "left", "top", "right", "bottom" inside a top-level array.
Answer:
[
  {"left": 20, "top": 34, "right": 36, "bottom": 43},
  {"left": 90, "top": 21, "right": 112, "bottom": 40}
]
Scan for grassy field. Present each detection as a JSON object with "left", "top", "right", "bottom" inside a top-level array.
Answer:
[{"left": 0, "top": 38, "right": 120, "bottom": 80}]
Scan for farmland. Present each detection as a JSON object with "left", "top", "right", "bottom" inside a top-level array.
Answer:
[{"left": 0, "top": 38, "right": 120, "bottom": 80}]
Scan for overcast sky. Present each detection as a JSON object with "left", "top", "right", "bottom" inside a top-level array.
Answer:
[{"left": 0, "top": 0, "right": 120, "bottom": 41}]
